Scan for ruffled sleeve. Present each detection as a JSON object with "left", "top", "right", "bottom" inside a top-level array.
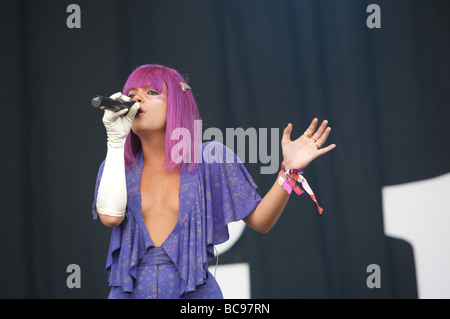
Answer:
[
  {"left": 162, "top": 141, "right": 262, "bottom": 295},
  {"left": 91, "top": 142, "right": 262, "bottom": 296},
  {"left": 200, "top": 141, "right": 262, "bottom": 245}
]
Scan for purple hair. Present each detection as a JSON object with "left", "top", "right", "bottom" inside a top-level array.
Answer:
[{"left": 122, "top": 64, "right": 201, "bottom": 172}]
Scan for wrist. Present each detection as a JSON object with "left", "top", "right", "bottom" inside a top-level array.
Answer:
[
  {"left": 281, "top": 159, "right": 294, "bottom": 169},
  {"left": 277, "top": 162, "right": 304, "bottom": 196},
  {"left": 281, "top": 161, "right": 304, "bottom": 176},
  {"left": 106, "top": 143, "right": 125, "bottom": 154},
  {"left": 107, "top": 136, "right": 127, "bottom": 149}
]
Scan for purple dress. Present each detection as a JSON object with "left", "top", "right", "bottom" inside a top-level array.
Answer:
[{"left": 92, "top": 141, "right": 262, "bottom": 299}]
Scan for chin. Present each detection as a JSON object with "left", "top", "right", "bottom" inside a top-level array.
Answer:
[{"left": 132, "top": 123, "right": 166, "bottom": 138}]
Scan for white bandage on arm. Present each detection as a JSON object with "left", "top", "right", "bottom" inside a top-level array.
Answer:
[{"left": 96, "top": 146, "right": 127, "bottom": 217}]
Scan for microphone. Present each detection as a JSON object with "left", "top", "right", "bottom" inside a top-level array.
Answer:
[{"left": 91, "top": 95, "right": 141, "bottom": 115}]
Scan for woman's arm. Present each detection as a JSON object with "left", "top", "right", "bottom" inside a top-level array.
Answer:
[
  {"left": 95, "top": 93, "right": 140, "bottom": 228},
  {"left": 244, "top": 118, "right": 336, "bottom": 233},
  {"left": 97, "top": 210, "right": 126, "bottom": 228},
  {"left": 243, "top": 170, "right": 290, "bottom": 233}
]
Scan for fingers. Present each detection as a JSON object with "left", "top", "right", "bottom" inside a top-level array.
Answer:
[
  {"left": 304, "top": 118, "right": 336, "bottom": 151},
  {"left": 103, "top": 108, "right": 128, "bottom": 124},
  {"left": 317, "top": 143, "right": 336, "bottom": 156},
  {"left": 316, "top": 126, "right": 331, "bottom": 147},
  {"left": 120, "top": 94, "right": 132, "bottom": 102},
  {"left": 109, "top": 92, "right": 122, "bottom": 99},
  {"left": 109, "top": 92, "right": 132, "bottom": 103},
  {"left": 304, "top": 118, "right": 318, "bottom": 137},
  {"left": 105, "top": 92, "right": 137, "bottom": 122},
  {"left": 312, "top": 120, "right": 328, "bottom": 142}
]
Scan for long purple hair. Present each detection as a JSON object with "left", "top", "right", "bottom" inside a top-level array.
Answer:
[{"left": 122, "top": 64, "right": 201, "bottom": 172}]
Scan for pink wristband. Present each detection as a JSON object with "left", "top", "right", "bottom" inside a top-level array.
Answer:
[
  {"left": 277, "top": 173, "right": 292, "bottom": 194},
  {"left": 278, "top": 165, "right": 324, "bottom": 214}
]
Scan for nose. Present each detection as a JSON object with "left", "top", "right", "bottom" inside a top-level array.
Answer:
[
  {"left": 131, "top": 89, "right": 145, "bottom": 103},
  {"left": 132, "top": 96, "right": 142, "bottom": 103}
]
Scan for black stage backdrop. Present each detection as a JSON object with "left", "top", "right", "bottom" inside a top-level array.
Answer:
[{"left": 1, "top": 0, "right": 449, "bottom": 298}]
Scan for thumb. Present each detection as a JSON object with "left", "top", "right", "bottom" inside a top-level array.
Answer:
[
  {"left": 281, "top": 123, "right": 292, "bottom": 144},
  {"left": 125, "top": 102, "right": 140, "bottom": 121}
]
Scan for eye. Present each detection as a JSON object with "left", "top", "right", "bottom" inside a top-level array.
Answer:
[
  {"left": 147, "top": 89, "right": 160, "bottom": 95},
  {"left": 128, "top": 93, "right": 136, "bottom": 99}
]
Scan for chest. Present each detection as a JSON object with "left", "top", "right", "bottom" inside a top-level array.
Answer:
[
  {"left": 140, "top": 168, "right": 180, "bottom": 214},
  {"left": 139, "top": 167, "right": 181, "bottom": 246}
]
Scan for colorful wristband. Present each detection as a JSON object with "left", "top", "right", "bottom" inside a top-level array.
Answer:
[
  {"left": 281, "top": 162, "right": 303, "bottom": 180},
  {"left": 278, "top": 162, "right": 324, "bottom": 214},
  {"left": 277, "top": 173, "right": 292, "bottom": 194}
]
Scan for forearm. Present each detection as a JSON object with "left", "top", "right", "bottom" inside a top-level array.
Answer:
[
  {"left": 243, "top": 170, "right": 290, "bottom": 233},
  {"left": 96, "top": 146, "right": 127, "bottom": 226},
  {"left": 95, "top": 93, "right": 140, "bottom": 228}
]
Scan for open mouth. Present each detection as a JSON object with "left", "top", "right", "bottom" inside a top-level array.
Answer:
[{"left": 136, "top": 108, "right": 143, "bottom": 117}]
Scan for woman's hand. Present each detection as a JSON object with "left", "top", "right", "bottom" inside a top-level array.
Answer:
[
  {"left": 102, "top": 92, "right": 140, "bottom": 148},
  {"left": 281, "top": 118, "right": 336, "bottom": 169}
]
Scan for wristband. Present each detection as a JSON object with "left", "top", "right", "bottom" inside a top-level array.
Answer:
[
  {"left": 278, "top": 162, "right": 324, "bottom": 214},
  {"left": 277, "top": 173, "right": 292, "bottom": 194},
  {"left": 281, "top": 162, "right": 303, "bottom": 177}
]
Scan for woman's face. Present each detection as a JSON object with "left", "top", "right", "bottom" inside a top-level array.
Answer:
[{"left": 128, "top": 85, "right": 168, "bottom": 138}]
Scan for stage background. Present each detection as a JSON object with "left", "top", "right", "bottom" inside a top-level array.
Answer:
[{"left": 1, "top": 0, "right": 449, "bottom": 298}]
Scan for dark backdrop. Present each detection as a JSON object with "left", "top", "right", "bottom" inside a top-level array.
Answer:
[{"left": 1, "top": 0, "right": 449, "bottom": 298}]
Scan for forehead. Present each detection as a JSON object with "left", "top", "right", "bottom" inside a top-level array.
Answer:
[{"left": 123, "top": 69, "right": 166, "bottom": 95}]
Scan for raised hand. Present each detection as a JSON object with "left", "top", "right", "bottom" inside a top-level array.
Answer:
[{"left": 281, "top": 118, "right": 336, "bottom": 170}]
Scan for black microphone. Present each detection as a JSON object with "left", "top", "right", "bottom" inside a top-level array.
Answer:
[{"left": 91, "top": 95, "right": 141, "bottom": 115}]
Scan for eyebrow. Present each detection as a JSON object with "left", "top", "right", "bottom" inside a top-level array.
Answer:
[{"left": 128, "top": 86, "right": 156, "bottom": 92}]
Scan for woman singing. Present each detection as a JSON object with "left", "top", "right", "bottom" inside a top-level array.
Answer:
[{"left": 92, "top": 64, "right": 335, "bottom": 299}]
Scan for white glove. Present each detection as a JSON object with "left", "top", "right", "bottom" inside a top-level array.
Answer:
[
  {"left": 96, "top": 92, "right": 139, "bottom": 218},
  {"left": 102, "top": 92, "right": 140, "bottom": 149}
]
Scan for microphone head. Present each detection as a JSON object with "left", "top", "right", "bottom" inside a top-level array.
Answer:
[
  {"left": 91, "top": 96, "right": 102, "bottom": 107},
  {"left": 91, "top": 95, "right": 135, "bottom": 113}
]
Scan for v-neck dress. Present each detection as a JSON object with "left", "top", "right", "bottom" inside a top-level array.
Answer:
[{"left": 92, "top": 141, "right": 262, "bottom": 298}]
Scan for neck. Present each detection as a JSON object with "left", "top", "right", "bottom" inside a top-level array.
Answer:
[{"left": 139, "top": 130, "right": 167, "bottom": 170}]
